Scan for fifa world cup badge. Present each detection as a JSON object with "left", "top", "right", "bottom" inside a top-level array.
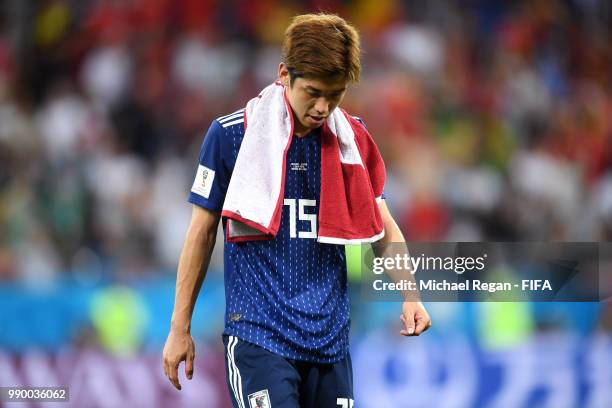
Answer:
[
  {"left": 191, "top": 164, "right": 215, "bottom": 198},
  {"left": 248, "top": 389, "right": 271, "bottom": 408}
]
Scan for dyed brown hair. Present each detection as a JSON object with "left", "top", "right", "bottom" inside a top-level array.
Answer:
[{"left": 282, "top": 13, "right": 361, "bottom": 85}]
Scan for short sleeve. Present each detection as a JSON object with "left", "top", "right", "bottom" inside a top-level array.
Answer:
[{"left": 188, "top": 120, "right": 231, "bottom": 211}]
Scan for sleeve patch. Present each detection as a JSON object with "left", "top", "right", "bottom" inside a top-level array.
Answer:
[{"left": 191, "top": 165, "right": 215, "bottom": 198}]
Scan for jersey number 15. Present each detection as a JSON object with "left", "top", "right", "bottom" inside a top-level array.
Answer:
[{"left": 283, "top": 199, "right": 317, "bottom": 239}]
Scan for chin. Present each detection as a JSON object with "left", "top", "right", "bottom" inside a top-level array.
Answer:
[
  {"left": 306, "top": 120, "right": 323, "bottom": 128},
  {"left": 299, "top": 121, "right": 316, "bottom": 129}
]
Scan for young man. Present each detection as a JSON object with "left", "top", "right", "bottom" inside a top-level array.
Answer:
[{"left": 163, "top": 13, "right": 431, "bottom": 407}]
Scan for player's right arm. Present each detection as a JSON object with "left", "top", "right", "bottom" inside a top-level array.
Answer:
[
  {"left": 163, "top": 204, "right": 220, "bottom": 390},
  {"left": 162, "top": 116, "right": 237, "bottom": 390}
]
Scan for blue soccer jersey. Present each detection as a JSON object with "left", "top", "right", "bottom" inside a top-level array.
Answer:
[{"left": 188, "top": 108, "right": 359, "bottom": 363}]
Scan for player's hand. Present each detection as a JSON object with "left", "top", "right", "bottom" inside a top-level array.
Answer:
[
  {"left": 163, "top": 329, "right": 195, "bottom": 390},
  {"left": 400, "top": 301, "right": 432, "bottom": 336}
]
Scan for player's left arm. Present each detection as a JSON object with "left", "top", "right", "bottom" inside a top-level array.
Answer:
[{"left": 376, "top": 200, "right": 432, "bottom": 336}]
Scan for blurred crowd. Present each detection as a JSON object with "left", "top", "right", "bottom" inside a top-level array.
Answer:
[{"left": 0, "top": 0, "right": 611, "bottom": 285}]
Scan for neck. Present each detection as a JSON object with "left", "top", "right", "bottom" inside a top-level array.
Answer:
[
  {"left": 292, "top": 112, "right": 311, "bottom": 137},
  {"left": 294, "top": 126, "right": 311, "bottom": 138}
]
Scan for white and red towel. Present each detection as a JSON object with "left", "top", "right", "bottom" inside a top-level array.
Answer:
[{"left": 221, "top": 82, "right": 386, "bottom": 244}]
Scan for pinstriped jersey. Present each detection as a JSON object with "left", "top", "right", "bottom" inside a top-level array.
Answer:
[{"left": 189, "top": 109, "right": 352, "bottom": 363}]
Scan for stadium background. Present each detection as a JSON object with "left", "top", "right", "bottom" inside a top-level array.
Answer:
[{"left": 0, "top": 0, "right": 611, "bottom": 406}]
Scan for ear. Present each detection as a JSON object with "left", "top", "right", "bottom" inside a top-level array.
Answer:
[{"left": 278, "top": 63, "right": 289, "bottom": 87}]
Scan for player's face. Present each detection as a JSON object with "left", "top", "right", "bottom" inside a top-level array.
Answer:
[{"left": 278, "top": 63, "right": 348, "bottom": 136}]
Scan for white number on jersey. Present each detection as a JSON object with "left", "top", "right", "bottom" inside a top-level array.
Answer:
[
  {"left": 283, "top": 198, "right": 317, "bottom": 239},
  {"left": 337, "top": 398, "right": 354, "bottom": 408}
]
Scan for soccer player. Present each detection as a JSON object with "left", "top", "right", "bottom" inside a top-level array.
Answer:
[{"left": 163, "top": 13, "right": 431, "bottom": 407}]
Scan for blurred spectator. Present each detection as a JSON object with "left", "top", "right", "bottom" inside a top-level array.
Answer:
[{"left": 0, "top": 2, "right": 609, "bottom": 306}]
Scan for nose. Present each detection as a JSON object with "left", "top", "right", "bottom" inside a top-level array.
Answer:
[{"left": 314, "top": 97, "right": 329, "bottom": 115}]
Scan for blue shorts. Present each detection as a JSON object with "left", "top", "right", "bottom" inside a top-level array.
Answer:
[{"left": 223, "top": 335, "right": 354, "bottom": 408}]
